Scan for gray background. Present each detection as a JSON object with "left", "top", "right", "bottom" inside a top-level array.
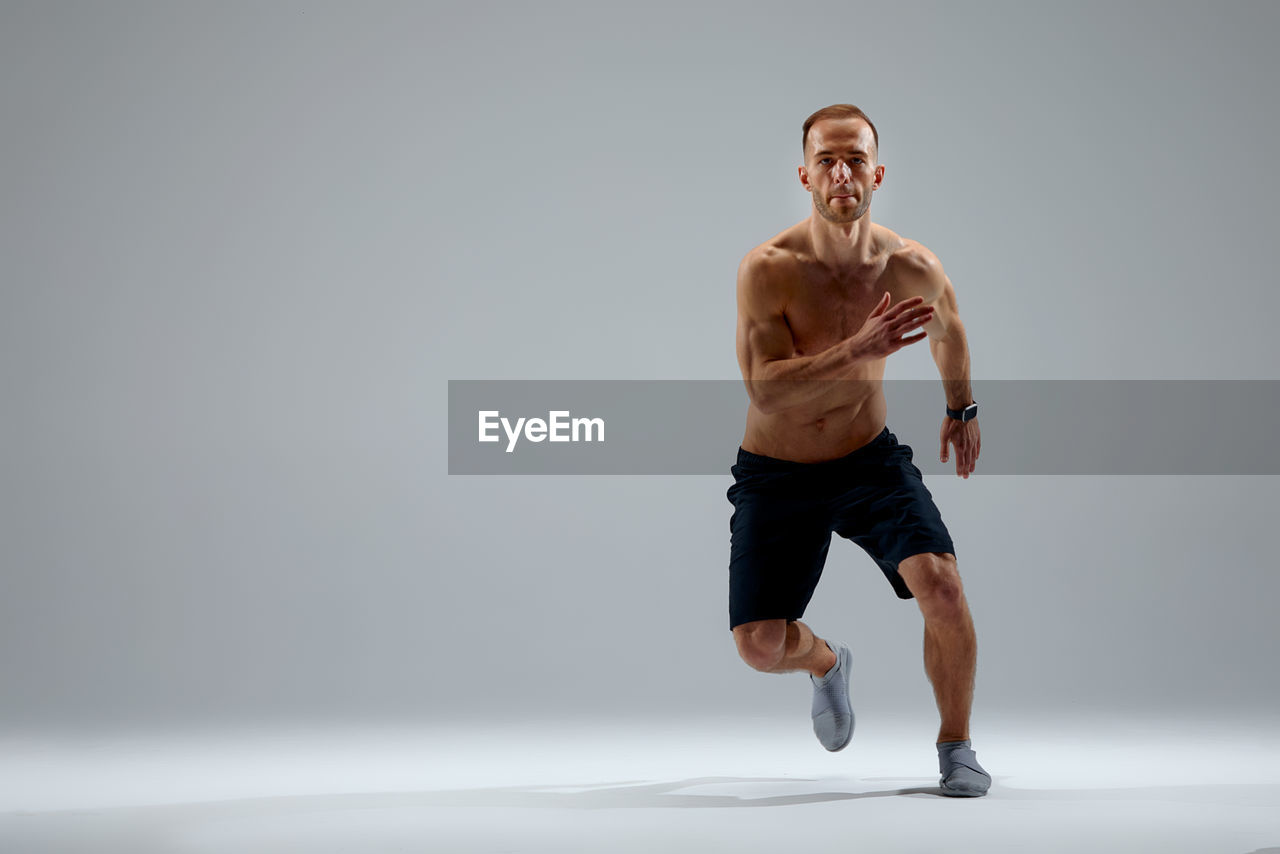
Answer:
[{"left": 2, "top": 0, "right": 1277, "bottom": 733}]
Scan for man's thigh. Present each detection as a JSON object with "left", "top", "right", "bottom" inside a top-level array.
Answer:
[
  {"left": 830, "top": 452, "right": 955, "bottom": 600},
  {"left": 727, "top": 477, "right": 834, "bottom": 630}
]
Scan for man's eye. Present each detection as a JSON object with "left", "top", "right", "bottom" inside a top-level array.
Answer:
[{"left": 821, "top": 158, "right": 832, "bottom": 164}]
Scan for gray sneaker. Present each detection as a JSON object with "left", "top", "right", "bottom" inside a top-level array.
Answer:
[
  {"left": 937, "top": 740, "right": 991, "bottom": 797},
  {"left": 809, "top": 640, "right": 853, "bottom": 751}
]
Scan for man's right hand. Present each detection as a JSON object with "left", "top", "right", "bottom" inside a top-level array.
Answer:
[{"left": 847, "top": 293, "right": 934, "bottom": 360}]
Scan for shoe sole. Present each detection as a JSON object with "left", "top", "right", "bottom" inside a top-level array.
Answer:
[{"left": 939, "top": 784, "right": 988, "bottom": 798}]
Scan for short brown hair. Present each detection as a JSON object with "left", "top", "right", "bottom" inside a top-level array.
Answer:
[{"left": 802, "top": 104, "right": 879, "bottom": 161}]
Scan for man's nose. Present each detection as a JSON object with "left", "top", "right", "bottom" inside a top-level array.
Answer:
[{"left": 832, "top": 161, "right": 853, "bottom": 182}]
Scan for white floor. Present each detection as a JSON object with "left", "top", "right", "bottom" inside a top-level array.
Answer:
[{"left": 2, "top": 713, "right": 1278, "bottom": 854}]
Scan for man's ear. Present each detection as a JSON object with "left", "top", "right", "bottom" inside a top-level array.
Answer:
[{"left": 798, "top": 165, "right": 810, "bottom": 190}]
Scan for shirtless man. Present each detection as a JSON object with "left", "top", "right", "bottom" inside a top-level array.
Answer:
[{"left": 725, "top": 104, "right": 990, "bottom": 796}]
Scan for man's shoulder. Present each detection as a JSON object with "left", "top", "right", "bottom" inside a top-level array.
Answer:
[
  {"left": 885, "top": 236, "right": 948, "bottom": 294},
  {"left": 736, "top": 231, "right": 808, "bottom": 313},
  {"left": 742, "top": 234, "right": 798, "bottom": 284},
  {"left": 738, "top": 243, "right": 790, "bottom": 277},
  {"left": 886, "top": 235, "right": 941, "bottom": 273},
  {"left": 736, "top": 246, "right": 788, "bottom": 311},
  {"left": 739, "top": 223, "right": 808, "bottom": 278}
]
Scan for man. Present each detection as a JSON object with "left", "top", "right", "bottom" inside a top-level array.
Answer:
[{"left": 726, "top": 104, "right": 990, "bottom": 797}]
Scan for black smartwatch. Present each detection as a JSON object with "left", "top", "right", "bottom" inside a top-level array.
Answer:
[{"left": 946, "top": 401, "right": 978, "bottom": 422}]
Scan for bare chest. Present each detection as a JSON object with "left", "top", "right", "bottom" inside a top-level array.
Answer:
[{"left": 783, "top": 265, "right": 899, "bottom": 357}]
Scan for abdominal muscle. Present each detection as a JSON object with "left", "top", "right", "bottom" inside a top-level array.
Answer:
[{"left": 741, "top": 377, "right": 888, "bottom": 463}]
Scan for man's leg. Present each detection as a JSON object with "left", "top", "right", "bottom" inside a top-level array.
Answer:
[
  {"left": 734, "top": 617, "right": 855, "bottom": 751},
  {"left": 898, "top": 551, "right": 990, "bottom": 795},
  {"left": 732, "top": 618, "right": 837, "bottom": 678},
  {"left": 897, "top": 552, "right": 975, "bottom": 743}
]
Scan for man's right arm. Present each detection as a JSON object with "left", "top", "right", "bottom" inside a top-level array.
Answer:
[{"left": 735, "top": 252, "right": 865, "bottom": 415}]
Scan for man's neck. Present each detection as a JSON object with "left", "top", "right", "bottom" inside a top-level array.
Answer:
[{"left": 807, "top": 211, "right": 877, "bottom": 272}]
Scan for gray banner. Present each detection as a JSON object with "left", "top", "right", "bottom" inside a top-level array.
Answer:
[{"left": 447, "top": 380, "right": 1280, "bottom": 475}]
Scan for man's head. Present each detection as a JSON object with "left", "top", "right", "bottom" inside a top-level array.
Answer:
[{"left": 799, "top": 104, "right": 884, "bottom": 224}]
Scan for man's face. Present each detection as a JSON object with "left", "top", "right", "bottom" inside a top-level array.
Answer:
[{"left": 799, "top": 118, "right": 883, "bottom": 224}]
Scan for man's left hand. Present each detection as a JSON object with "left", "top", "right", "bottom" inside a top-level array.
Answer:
[{"left": 940, "top": 418, "right": 980, "bottom": 479}]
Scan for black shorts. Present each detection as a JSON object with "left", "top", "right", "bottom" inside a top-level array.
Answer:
[{"left": 725, "top": 426, "right": 955, "bottom": 631}]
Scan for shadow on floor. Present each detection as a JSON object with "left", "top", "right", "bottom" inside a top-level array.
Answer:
[
  {"left": 385, "top": 776, "right": 950, "bottom": 808},
  {"left": 4, "top": 775, "right": 946, "bottom": 822},
  {"left": 8, "top": 777, "right": 1280, "bottom": 819}
]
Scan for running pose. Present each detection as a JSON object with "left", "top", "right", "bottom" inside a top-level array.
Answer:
[{"left": 727, "top": 104, "right": 990, "bottom": 796}]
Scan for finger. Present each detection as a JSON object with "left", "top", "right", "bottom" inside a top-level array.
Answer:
[
  {"left": 893, "top": 307, "right": 935, "bottom": 329},
  {"left": 869, "top": 291, "right": 891, "bottom": 316},
  {"left": 939, "top": 431, "right": 948, "bottom": 463},
  {"left": 895, "top": 330, "right": 929, "bottom": 349},
  {"left": 883, "top": 298, "right": 924, "bottom": 322},
  {"left": 886, "top": 295, "right": 926, "bottom": 317},
  {"left": 892, "top": 303, "right": 935, "bottom": 321}
]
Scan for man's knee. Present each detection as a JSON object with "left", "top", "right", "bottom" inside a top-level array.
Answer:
[
  {"left": 732, "top": 619, "right": 789, "bottom": 671},
  {"left": 899, "top": 552, "right": 966, "bottom": 616}
]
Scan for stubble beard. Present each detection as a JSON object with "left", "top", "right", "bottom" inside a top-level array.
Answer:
[{"left": 813, "top": 189, "right": 872, "bottom": 224}]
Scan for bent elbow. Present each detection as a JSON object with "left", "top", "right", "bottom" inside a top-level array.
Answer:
[{"left": 746, "top": 382, "right": 777, "bottom": 416}]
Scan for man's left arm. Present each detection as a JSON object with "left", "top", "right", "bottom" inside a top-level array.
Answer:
[{"left": 902, "top": 245, "right": 980, "bottom": 479}]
